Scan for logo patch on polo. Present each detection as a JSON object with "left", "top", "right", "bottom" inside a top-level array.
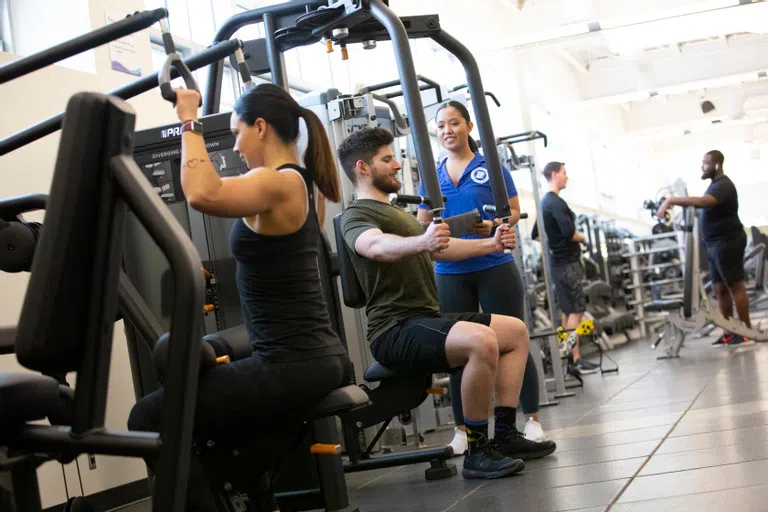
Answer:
[{"left": 471, "top": 168, "right": 489, "bottom": 184}]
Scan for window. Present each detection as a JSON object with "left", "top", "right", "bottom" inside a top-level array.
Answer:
[
  {"left": 8, "top": 0, "right": 95, "bottom": 73},
  {"left": 151, "top": 40, "right": 241, "bottom": 112},
  {"left": 1, "top": 0, "right": 12, "bottom": 52},
  {"left": 146, "top": 0, "right": 227, "bottom": 45}
]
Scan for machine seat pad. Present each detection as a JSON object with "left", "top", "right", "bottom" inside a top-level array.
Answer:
[
  {"left": 363, "top": 363, "right": 428, "bottom": 382},
  {"left": 0, "top": 372, "right": 60, "bottom": 422},
  {"left": 644, "top": 300, "right": 684, "bottom": 313},
  {"left": 302, "top": 385, "right": 369, "bottom": 420}
]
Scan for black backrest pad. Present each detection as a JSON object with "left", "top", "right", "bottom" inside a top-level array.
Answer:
[
  {"left": 333, "top": 214, "right": 366, "bottom": 309},
  {"left": 17, "top": 93, "right": 134, "bottom": 376}
]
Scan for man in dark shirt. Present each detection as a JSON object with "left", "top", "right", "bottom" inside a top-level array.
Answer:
[
  {"left": 337, "top": 127, "right": 556, "bottom": 480},
  {"left": 532, "top": 162, "right": 598, "bottom": 374},
  {"left": 657, "top": 150, "right": 750, "bottom": 345}
]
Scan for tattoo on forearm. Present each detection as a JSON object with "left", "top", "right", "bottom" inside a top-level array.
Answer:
[{"left": 184, "top": 158, "right": 209, "bottom": 169}]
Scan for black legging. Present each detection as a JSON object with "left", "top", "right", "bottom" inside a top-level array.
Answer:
[
  {"left": 128, "top": 352, "right": 351, "bottom": 511},
  {"left": 435, "top": 261, "right": 539, "bottom": 424}
]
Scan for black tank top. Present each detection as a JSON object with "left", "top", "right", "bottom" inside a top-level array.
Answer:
[{"left": 230, "top": 164, "right": 346, "bottom": 362}]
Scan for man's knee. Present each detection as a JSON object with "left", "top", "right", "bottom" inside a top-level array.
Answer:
[
  {"left": 489, "top": 314, "right": 529, "bottom": 354},
  {"left": 469, "top": 327, "right": 500, "bottom": 365}
]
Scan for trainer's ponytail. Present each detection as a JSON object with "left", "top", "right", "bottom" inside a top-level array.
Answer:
[
  {"left": 467, "top": 136, "right": 479, "bottom": 153},
  {"left": 301, "top": 108, "right": 341, "bottom": 203}
]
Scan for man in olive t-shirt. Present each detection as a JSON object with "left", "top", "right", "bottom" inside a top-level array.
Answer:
[{"left": 336, "top": 127, "right": 556, "bottom": 480}]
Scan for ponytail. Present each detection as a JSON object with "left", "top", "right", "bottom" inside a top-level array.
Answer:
[
  {"left": 301, "top": 108, "right": 341, "bottom": 203},
  {"left": 233, "top": 83, "right": 341, "bottom": 203},
  {"left": 468, "top": 136, "right": 479, "bottom": 153}
]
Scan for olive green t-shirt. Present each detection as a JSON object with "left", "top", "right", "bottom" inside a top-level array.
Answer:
[{"left": 340, "top": 199, "right": 441, "bottom": 343}]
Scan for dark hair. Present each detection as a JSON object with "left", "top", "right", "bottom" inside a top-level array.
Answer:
[
  {"left": 233, "top": 83, "right": 340, "bottom": 202},
  {"left": 542, "top": 161, "right": 564, "bottom": 181},
  {"left": 435, "top": 100, "right": 479, "bottom": 153},
  {"left": 706, "top": 150, "right": 724, "bottom": 169},
  {"left": 336, "top": 127, "right": 395, "bottom": 185}
]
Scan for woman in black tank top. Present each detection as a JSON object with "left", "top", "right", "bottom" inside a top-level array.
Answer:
[{"left": 129, "top": 84, "right": 351, "bottom": 511}]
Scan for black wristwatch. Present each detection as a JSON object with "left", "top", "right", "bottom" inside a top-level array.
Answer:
[{"left": 181, "top": 119, "right": 204, "bottom": 135}]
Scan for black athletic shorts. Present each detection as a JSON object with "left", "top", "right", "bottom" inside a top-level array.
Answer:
[
  {"left": 707, "top": 231, "right": 747, "bottom": 285},
  {"left": 370, "top": 312, "right": 492, "bottom": 374},
  {"left": 551, "top": 260, "right": 586, "bottom": 315}
]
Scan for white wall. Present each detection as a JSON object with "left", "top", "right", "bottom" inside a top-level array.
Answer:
[{"left": 0, "top": 0, "right": 188, "bottom": 506}]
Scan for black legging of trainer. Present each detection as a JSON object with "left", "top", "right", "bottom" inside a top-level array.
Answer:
[{"left": 435, "top": 261, "right": 539, "bottom": 426}]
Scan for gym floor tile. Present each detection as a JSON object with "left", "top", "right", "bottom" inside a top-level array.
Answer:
[
  {"left": 507, "top": 457, "right": 645, "bottom": 488},
  {"left": 446, "top": 478, "right": 628, "bottom": 512},
  {"left": 584, "top": 403, "right": 690, "bottom": 424},
  {"left": 616, "top": 458, "right": 768, "bottom": 503},
  {"left": 557, "top": 412, "right": 680, "bottom": 439},
  {"left": 552, "top": 425, "right": 670, "bottom": 453},
  {"left": 525, "top": 441, "right": 659, "bottom": 470},
  {"left": 655, "top": 424, "right": 768, "bottom": 454},
  {"left": 639, "top": 439, "right": 768, "bottom": 475},
  {"left": 594, "top": 397, "right": 691, "bottom": 414},
  {"left": 609, "top": 483, "right": 768, "bottom": 512},
  {"left": 669, "top": 409, "right": 768, "bottom": 437}
]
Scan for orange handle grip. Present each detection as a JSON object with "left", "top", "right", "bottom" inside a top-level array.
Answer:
[
  {"left": 216, "top": 355, "right": 230, "bottom": 365},
  {"left": 310, "top": 443, "right": 341, "bottom": 455},
  {"left": 426, "top": 387, "right": 446, "bottom": 396},
  {"left": 203, "top": 304, "right": 215, "bottom": 312},
  {"left": 325, "top": 39, "right": 333, "bottom": 53}
]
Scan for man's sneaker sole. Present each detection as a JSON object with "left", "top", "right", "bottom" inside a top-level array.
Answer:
[
  {"left": 728, "top": 339, "right": 755, "bottom": 347},
  {"left": 461, "top": 459, "right": 525, "bottom": 479},
  {"left": 573, "top": 366, "right": 599, "bottom": 375},
  {"left": 505, "top": 441, "right": 557, "bottom": 460}
]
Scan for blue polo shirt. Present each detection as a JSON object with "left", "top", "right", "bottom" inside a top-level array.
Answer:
[{"left": 419, "top": 152, "right": 518, "bottom": 275}]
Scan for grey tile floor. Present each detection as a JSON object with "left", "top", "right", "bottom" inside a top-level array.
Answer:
[{"left": 115, "top": 318, "right": 768, "bottom": 511}]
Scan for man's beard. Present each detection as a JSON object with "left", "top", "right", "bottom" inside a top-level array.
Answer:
[{"left": 372, "top": 171, "right": 401, "bottom": 194}]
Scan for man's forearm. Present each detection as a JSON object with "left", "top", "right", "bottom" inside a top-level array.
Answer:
[
  {"left": 669, "top": 196, "right": 706, "bottom": 208},
  {"left": 367, "top": 233, "right": 426, "bottom": 262},
  {"left": 433, "top": 237, "right": 497, "bottom": 261}
]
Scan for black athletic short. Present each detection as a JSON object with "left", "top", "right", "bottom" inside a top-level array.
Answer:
[
  {"left": 370, "top": 312, "right": 492, "bottom": 374},
  {"left": 707, "top": 231, "right": 747, "bottom": 285},
  {"left": 551, "top": 260, "right": 586, "bottom": 315}
]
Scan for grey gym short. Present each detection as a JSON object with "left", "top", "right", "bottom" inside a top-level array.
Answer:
[{"left": 551, "top": 261, "right": 586, "bottom": 315}]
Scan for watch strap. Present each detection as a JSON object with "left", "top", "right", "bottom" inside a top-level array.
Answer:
[{"left": 181, "top": 120, "right": 203, "bottom": 135}]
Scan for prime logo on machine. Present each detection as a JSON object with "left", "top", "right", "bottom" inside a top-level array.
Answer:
[{"left": 161, "top": 125, "right": 182, "bottom": 139}]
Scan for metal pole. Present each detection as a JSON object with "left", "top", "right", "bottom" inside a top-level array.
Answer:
[
  {"left": 0, "top": 39, "right": 242, "bottom": 156},
  {"left": 203, "top": 0, "right": 325, "bottom": 114},
  {"left": 0, "top": 9, "right": 168, "bottom": 84},
  {"left": 530, "top": 157, "right": 559, "bottom": 329},
  {"left": 430, "top": 31, "right": 509, "bottom": 220},
  {"left": 262, "top": 12, "right": 288, "bottom": 89},
  {"left": 368, "top": 0, "right": 443, "bottom": 215}
]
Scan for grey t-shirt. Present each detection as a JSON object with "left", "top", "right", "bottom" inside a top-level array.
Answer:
[{"left": 340, "top": 199, "right": 440, "bottom": 343}]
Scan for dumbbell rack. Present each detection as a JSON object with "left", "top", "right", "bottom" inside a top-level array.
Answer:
[{"left": 624, "top": 231, "right": 686, "bottom": 338}]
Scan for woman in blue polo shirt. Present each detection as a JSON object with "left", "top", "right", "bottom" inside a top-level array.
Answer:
[{"left": 417, "top": 101, "right": 547, "bottom": 455}]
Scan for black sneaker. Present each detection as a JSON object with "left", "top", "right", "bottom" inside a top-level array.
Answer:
[
  {"left": 712, "top": 332, "right": 735, "bottom": 347},
  {"left": 493, "top": 430, "right": 557, "bottom": 460},
  {"left": 571, "top": 359, "right": 599, "bottom": 375},
  {"left": 461, "top": 443, "right": 525, "bottom": 479},
  {"left": 726, "top": 334, "right": 754, "bottom": 347}
]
